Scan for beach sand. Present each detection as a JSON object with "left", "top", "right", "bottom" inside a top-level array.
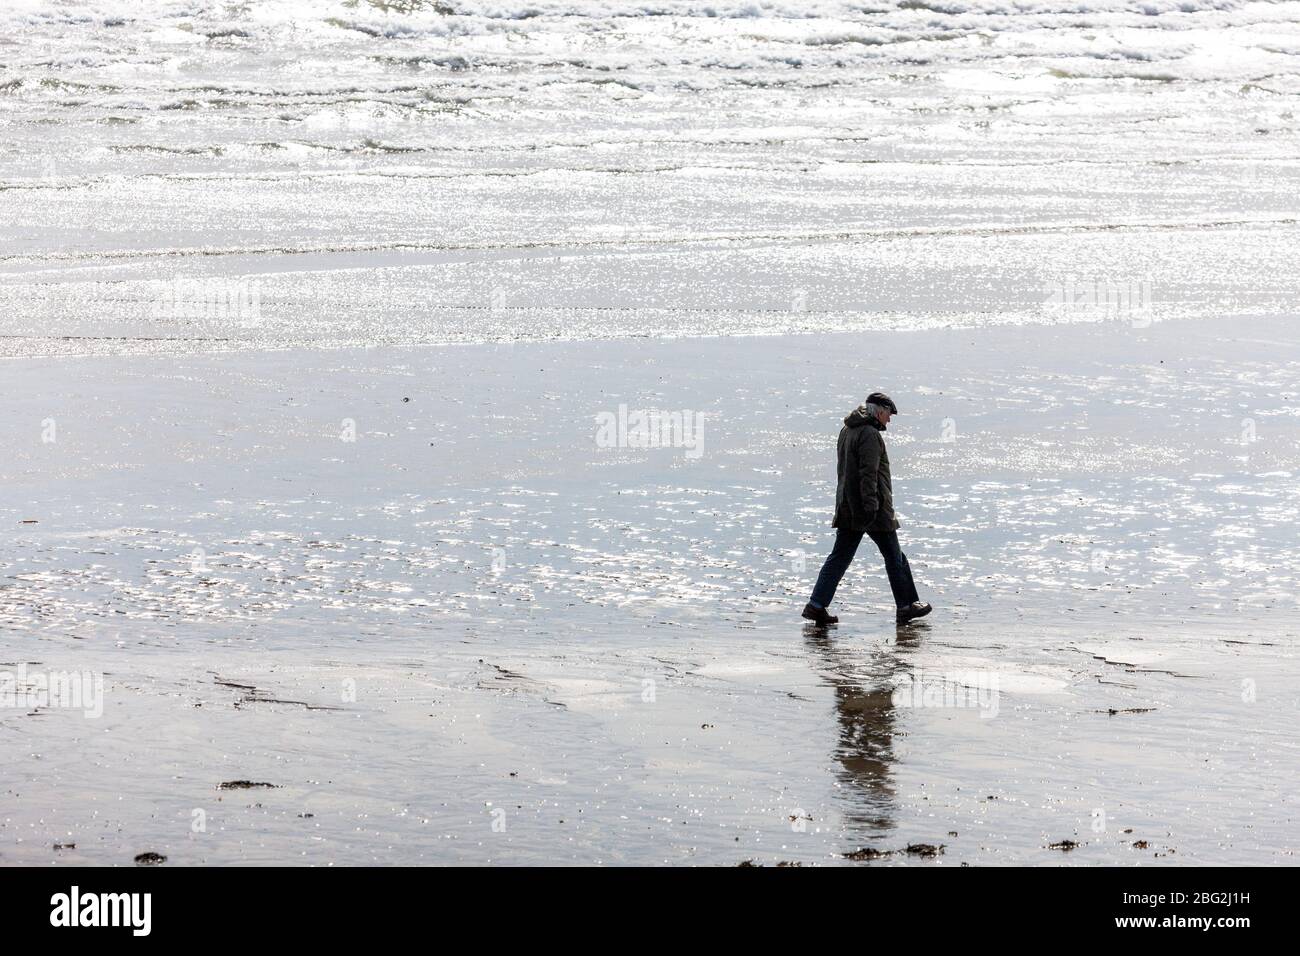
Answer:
[{"left": 3, "top": 317, "right": 1297, "bottom": 865}]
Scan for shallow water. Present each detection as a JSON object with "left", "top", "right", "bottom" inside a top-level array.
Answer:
[{"left": 3, "top": 1, "right": 1300, "bottom": 353}]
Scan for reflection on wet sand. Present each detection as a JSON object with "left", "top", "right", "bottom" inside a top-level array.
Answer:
[{"left": 804, "top": 624, "right": 924, "bottom": 837}]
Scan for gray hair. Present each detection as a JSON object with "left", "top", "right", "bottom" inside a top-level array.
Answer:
[{"left": 862, "top": 402, "right": 884, "bottom": 419}]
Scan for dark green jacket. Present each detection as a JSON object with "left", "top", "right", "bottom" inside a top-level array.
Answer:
[{"left": 832, "top": 405, "right": 899, "bottom": 533}]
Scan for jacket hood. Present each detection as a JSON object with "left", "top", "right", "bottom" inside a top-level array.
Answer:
[{"left": 844, "top": 405, "right": 885, "bottom": 430}]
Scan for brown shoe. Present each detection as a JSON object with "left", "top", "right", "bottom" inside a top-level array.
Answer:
[{"left": 801, "top": 603, "right": 838, "bottom": 626}]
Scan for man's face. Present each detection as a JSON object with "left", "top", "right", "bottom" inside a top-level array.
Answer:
[{"left": 876, "top": 407, "right": 893, "bottom": 427}]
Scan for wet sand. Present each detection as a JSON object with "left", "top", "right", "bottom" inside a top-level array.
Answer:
[{"left": 3, "top": 316, "right": 1297, "bottom": 865}]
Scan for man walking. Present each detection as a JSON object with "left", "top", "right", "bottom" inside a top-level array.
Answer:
[{"left": 802, "top": 392, "right": 932, "bottom": 626}]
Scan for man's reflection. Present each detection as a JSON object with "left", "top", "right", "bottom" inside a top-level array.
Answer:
[{"left": 803, "top": 623, "right": 923, "bottom": 835}]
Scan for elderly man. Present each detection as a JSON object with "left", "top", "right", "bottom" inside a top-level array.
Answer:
[{"left": 802, "top": 392, "right": 932, "bottom": 626}]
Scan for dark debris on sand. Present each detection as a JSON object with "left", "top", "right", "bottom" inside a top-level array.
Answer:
[
  {"left": 217, "top": 780, "right": 279, "bottom": 790},
  {"left": 134, "top": 852, "right": 166, "bottom": 865},
  {"left": 845, "top": 843, "right": 946, "bottom": 861},
  {"left": 905, "top": 843, "right": 945, "bottom": 857},
  {"left": 844, "top": 847, "right": 892, "bottom": 861}
]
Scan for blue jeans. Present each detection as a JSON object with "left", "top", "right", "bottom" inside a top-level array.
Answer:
[{"left": 809, "top": 527, "right": 919, "bottom": 610}]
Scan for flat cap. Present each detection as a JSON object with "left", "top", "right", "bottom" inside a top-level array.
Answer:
[{"left": 866, "top": 392, "right": 898, "bottom": 414}]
